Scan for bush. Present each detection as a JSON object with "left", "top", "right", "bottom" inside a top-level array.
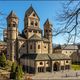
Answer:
[
  {"left": 10, "top": 62, "right": 17, "bottom": 79},
  {"left": 0, "top": 53, "right": 6, "bottom": 67},
  {"left": 6, "top": 60, "right": 13, "bottom": 67},
  {"left": 15, "top": 64, "right": 23, "bottom": 80},
  {"left": 10, "top": 63, "right": 23, "bottom": 80}
]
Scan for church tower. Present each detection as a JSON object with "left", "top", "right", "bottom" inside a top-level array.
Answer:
[
  {"left": 24, "top": 6, "right": 41, "bottom": 39},
  {"left": 7, "top": 11, "right": 18, "bottom": 62},
  {"left": 44, "top": 19, "right": 53, "bottom": 54}
]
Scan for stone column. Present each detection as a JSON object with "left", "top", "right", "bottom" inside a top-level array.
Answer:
[
  {"left": 64, "top": 60, "right": 65, "bottom": 70},
  {"left": 59, "top": 61, "right": 61, "bottom": 71},
  {"left": 44, "top": 61, "right": 46, "bottom": 72},
  {"left": 35, "top": 61, "right": 38, "bottom": 74},
  {"left": 51, "top": 61, "right": 53, "bottom": 72}
]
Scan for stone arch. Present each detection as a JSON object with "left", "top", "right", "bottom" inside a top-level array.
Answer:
[{"left": 53, "top": 62, "right": 60, "bottom": 71}]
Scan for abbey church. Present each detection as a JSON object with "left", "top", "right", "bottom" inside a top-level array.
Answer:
[{"left": 6, "top": 6, "right": 71, "bottom": 73}]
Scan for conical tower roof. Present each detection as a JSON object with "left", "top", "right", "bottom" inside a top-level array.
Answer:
[
  {"left": 7, "top": 10, "right": 18, "bottom": 19},
  {"left": 25, "top": 5, "right": 40, "bottom": 20},
  {"left": 44, "top": 19, "right": 52, "bottom": 26}
]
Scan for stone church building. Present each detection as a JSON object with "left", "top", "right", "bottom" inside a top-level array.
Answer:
[{"left": 6, "top": 6, "right": 71, "bottom": 73}]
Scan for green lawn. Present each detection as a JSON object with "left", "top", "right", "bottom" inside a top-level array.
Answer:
[{"left": 72, "top": 64, "right": 80, "bottom": 70}]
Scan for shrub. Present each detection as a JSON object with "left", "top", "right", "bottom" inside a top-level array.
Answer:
[
  {"left": 10, "top": 62, "right": 17, "bottom": 79},
  {"left": 15, "top": 64, "right": 23, "bottom": 80},
  {"left": 0, "top": 53, "right": 6, "bottom": 67}
]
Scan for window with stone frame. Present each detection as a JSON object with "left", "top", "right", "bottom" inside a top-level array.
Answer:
[
  {"left": 38, "top": 45, "right": 40, "bottom": 49},
  {"left": 33, "top": 13, "right": 35, "bottom": 17},
  {"left": 40, "top": 62, "right": 43, "bottom": 65},
  {"left": 23, "top": 45, "right": 25, "bottom": 47},
  {"left": 34, "top": 30, "right": 37, "bottom": 33},
  {"left": 30, "top": 45, "right": 32, "bottom": 49},
  {"left": 35, "top": 22, "right": 38, "bottom": 26},
  {"left": 66, "top": 60, "right": 68, "bottom": 63},
  {"left": 44, "top": 46, "right": 46, "bottom": 48},
  {"left": 29, "top": 30, "right": 32, "bottom": 32},
  {"left": 25, "top": 30, "right": 27, "bottom": 33},
  {"left": 46, "top": 30, "right": 48, "bottom": 32},
  {"left": 31, "top": 21, "right": 34, "bottom": 26},
  {"left": 49, "top": 30, "right": 51, "bottom": 32},
  {"left": 13, "top": 24, "right": 16, "bottom": 27}
]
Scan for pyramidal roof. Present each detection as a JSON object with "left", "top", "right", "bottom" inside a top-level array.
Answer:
[
  {"left": 29, "top": 34, "right": 42, "bottom": 40},
  {"left": 7, "top": 10, "right": 18, "bottom": 19},
  {"left": 25, "top": 5, "right": 40, "bottom": 20},
  {"left": 44, "top": 19, "right": 52, "bottom": 26}
]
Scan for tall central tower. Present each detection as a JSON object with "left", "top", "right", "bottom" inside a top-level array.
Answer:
[
  {"left": 7, "top": 11, "right": 18, "bottom": 62},
  {"left": 24, "top": 6, "right": 41, "bottom": 39}
]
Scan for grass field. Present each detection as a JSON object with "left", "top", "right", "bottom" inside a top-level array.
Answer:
[{"left": 72, "top": 64, "right": 80, "bottom": 70}]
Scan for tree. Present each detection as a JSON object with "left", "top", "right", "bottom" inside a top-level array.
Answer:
[
  {"left": 0, "top": 53, "right": 6, "bottom": 67},
  {"left": 54, "top": 0, "right": 80, "bottom": 44},
  {"left": 10, "top": 62, "right": 17, "bottom": 79},
  {"left": 15, "top": 64, "right": 23, "bottom": 80},
  {"left": 10, "top": 63, "right": 23, "bottom": 80}
]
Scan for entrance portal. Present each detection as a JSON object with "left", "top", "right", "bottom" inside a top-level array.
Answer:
[{"left": 53, "top": 62, "right": 60, "bottom": 71}]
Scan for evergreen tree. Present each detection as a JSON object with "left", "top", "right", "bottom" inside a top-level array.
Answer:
[
  {"left": 15, "top": 64, "right": 23, "bottom": 80},
  {"left": 0, "top": 53, "right": 6, "bottom": 67},
  {"left": 10, "top": 62, "right": 16, "bottom": 79}
]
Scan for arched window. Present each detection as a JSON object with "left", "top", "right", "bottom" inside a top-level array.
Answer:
[
  {"left": 8, "top": 24, "right": 10, "bottom": 27},
  {"left": 35, "top": 22, "right": 38, "bottom": 26},
  {"left": 31, "top": 21, "right": 34, "bottom": 26},
  {"left": 46, "top": 30, "right": 48, "bottom": 32},
  {"left": 40, "top": 62, "right": 43, "bottom": 65},
  {"left": 30, "top": 45, "right": 32, "bottom": 49},
  {"left": 33, "top": 13, "right": 35, "bottom": 17},
  {"left": 13, "top": 24, "right": 16, "bottom": 27},
  {"left": 38, "top": 45, "right": 40, "bottom": 49},
  {"left": 66, "top": 60, "right": 68, "bottom": 63}
]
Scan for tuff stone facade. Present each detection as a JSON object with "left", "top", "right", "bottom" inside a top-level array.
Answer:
[{"left": 6, "top": 6, "right": 71, "bottom": 73}]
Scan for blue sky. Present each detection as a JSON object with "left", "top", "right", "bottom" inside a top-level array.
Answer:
[{"left": 0, "top": 1, "right": 67, "bottom": 44}]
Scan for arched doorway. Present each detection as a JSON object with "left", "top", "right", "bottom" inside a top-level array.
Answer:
[{"left": 53, "top": 62, "right": 60, "bottom": 71}]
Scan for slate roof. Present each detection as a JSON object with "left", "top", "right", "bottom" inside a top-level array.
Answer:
[
  {"left": 7, "top": 10, "right": 18, "bottom": 19},
  {"left": 43, "top": 38, "right": 49, "bottom": 42},
  {"left": 27, "top": 27, "right": 42, "bottom": 31},
  {"left": 20, "top": 53, "right": 70, "bottom": 61},
  {"left": 54, "top": 44, "right": 78, "bottom": 50},
  {"left": 44, "top": 19, "right": 52, "bottom": 27},
  {"left": 61, "top": 45, "right": 78, "bottom": 50},
  {"left": 48, "top": 53, "right": 70, "bottom": 60},
  {"left": 29, "top": 34, "right": 42, "bottom": 41},
  {"left": 20, "top": 54, "right": 50, "bottom": 60},
  {"left": 18, "top": 36, "right": 26, "bottom": 40},
  {"left": 25, "top": 6, "right": 40, "bottom": 20}
]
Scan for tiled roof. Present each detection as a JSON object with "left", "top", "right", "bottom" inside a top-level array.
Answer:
[
  {"left": 48, "top": 53, "right": 70, "bottom": 60},
  {"left": 20, "top": 54, "right": 50, "bottom": 60},
  {"left": 43, "top": 38, "right": 49, "bottom": 42},
  {"left": 20, "top": 53, "right": 70, "bottom": 60},
  {"left": 18, "top": 35, "right": 26, "bottom": 40},
  {"left": 25, "top": 6, "right": 40, "bottom": 20},
  {"left": 7, "top": 10, "right": 18, "bottom": 19},
  {"left": 54, "top": 44, "right": 78, "bottom": 50}
]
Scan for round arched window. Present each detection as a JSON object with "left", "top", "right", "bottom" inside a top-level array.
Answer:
[
  {"left": 33, "top": 13, "right": 35, "bottom": 17},
  {"left": 40, "top": 62, "right": 43, "bottom": 65},
  {"left": 31, "top": 21, "right": 34, "bottom": 25},
  {"left": 35, "top": 22, "right": 38, "bottom": 26}
]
